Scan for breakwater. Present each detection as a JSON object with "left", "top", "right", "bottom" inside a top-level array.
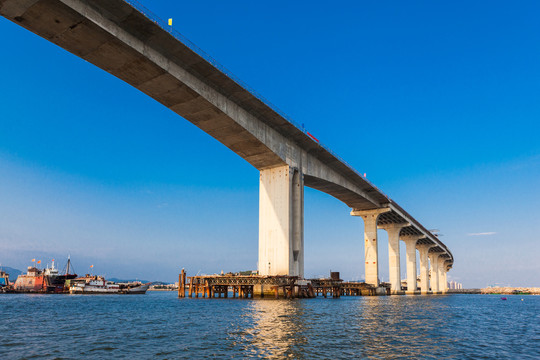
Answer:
[
  {"left": 481, "top": 287, "right": 540, "bottom": 295},
  {"left": 448, "top": 287, "right": 540, "bottom": 295}
]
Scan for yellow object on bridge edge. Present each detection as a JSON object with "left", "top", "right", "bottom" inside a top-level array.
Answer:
[{"left": 168, "top": 18, "right": 173, "bottom": 26}]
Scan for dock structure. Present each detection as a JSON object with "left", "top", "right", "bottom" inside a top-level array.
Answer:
[
  {"left": 308, "top": 278, "right": 389, "bottom": 298},
  {"left": 178, "top": 272, "right": 314, "bottom": 299},
  {"left": 178, "top": 270, "right": 389, "bottom": 299},
  {"left": 309, "top": 278, "right": 344, "bottom": 298},
  {"left": 308, "top": 279, "right": 383, "bottom": 297}
]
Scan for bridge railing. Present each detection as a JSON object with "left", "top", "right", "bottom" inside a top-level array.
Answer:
[{"left": 122, "top": 0, "right": 388, "bottom": 200}]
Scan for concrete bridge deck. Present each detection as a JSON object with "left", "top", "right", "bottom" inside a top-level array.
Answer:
[{"left": 0, "top": 0, "right": 454, "bottom": 294}]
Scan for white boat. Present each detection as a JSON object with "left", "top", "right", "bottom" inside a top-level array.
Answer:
[
  {"left": 123, "top": 282, "right": 152, "bottom": 294},
  {"left": 69, "top": 276, "right": 120, "bottom": 294},
  {"left": 69, "top": 275, "right": 150, "bottom": 294}
]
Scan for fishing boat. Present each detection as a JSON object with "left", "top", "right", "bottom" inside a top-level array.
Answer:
[
  {"left": 43, "top": 258, "right": 78, "bottom": 293},
  {"left": 13, "top": 257, "right": 77, "bottom": 293},
  {"left": 69, "top": 275, "right": 120, "bottom": 294},
  {"left": 120, "top": 282, "right": 152, "bottom": 294},
  {"left": 69, "top": 275, "right": 151, "bottom": 294},
  {"left": 13, "top": 266, "right": 45, "bottom": 292}
]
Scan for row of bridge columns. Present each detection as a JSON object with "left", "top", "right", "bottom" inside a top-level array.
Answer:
[
  {"left": 352, "top": 209, "right": 450, "bottom": 294},
  {"left": 257, "top": 165, "right": 450, "bottom": 294}
]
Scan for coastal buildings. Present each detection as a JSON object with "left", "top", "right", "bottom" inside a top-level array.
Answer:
[{"left": 448, "top": 280, "right": 463, "bottom": 290}]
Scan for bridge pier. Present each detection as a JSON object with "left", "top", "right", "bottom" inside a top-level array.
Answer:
[
  {"left": 417, "top": 244, "right": 433, "bottom": 294},
  {"left": 379, "top": 223, "right": 409, "bottom": 294},
  {"left": 438, "top": 257, "right": 448, "bottom": 294},
  {"left": 429, "top": 252, "right": 441, "bottom": 293},
  {"left": 401, "top": 235, "right": 424, "bottom": 294},
  {"left": 351, "top": 208, "right": 390, "bottom": 287},
  {"left": 258, "top": 165, "right": 304, "bottom": 277},
  {"left": 442, "top": 262, "right": 451, "bottom": 294}
]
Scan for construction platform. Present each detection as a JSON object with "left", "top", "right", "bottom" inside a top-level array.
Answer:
[{"left": 178, "top": 270, "right": 390, "bottom": 299}]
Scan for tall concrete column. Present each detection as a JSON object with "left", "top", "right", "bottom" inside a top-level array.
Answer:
[
  {"left": 444, "top": 264, "right": 451, "bottom": 293},
  {"left": 351, "top": 208, "right": 390, "bottom": 287},
  {"left": 400, "top": 235, "right": 423, "bottom": 294},
  {"left": 444, "top": 262, "right": 451, "bottom": 293},
  {"left": 442, "top": 268, "right": 449, "bottom": 294},
  {"left": 379, "top": 223, "right": 409, "bottom": 293},
  {"left": 428, "top": 252, "right": 440, "bottom": 293},
  {"left": 438, "top": 258, "right": 447, "bottom": 294},
  {"left": 259, "top": 165, "right": 304, "bottom": 277},
  {"left": 416, "top": 244, "right": 433, "bottom": 294}
]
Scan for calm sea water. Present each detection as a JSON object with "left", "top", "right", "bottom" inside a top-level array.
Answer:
[{"left": 0, "top": 292, "right": 538, "bottom": 359}]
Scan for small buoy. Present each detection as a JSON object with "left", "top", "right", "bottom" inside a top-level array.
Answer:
[
  {"left": 521, "top": 299, "right": 524, "bottom": 301},
  {"left": 501, "top": 297, "right": 507, "bottom": 300}
]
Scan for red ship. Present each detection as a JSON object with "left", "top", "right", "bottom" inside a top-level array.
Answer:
[{"left": 13, "top": 257, "right": 77, "bottom": 293}]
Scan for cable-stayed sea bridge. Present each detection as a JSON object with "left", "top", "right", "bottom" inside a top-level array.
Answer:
[{"left": 0, "top": 0, "right": 454, "bottom": 294}]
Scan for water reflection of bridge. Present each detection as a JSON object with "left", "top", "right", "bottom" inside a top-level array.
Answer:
[{"left": 233, "top": 297, "right": 453, "bottom": 358}]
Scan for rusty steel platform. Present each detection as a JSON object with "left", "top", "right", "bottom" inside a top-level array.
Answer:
[{"left": 178, "top": 270, "right": 388, "bottom": 299}]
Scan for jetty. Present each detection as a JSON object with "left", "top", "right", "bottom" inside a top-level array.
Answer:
[{"left": 178, "top": 270, "right": 388, "bottom": 299}]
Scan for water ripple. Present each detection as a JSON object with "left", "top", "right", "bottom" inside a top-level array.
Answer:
[{"left": 0, "top": 293, "right": 538, "bottom": 359}]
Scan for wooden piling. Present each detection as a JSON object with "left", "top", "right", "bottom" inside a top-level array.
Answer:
[
  {"left": 188, "top": 277, "right": 194, "bottom": 298},
  {"left": 178, "top": 269, "right": 186, "bottom": 298}
]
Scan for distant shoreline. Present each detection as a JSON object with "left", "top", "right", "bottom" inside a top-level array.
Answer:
[
  {"left": 148, "top": 288, "right": 176, "bottom": 291},
  {"left": 449, "top": 287, "right": 540, "bottom": 295}
]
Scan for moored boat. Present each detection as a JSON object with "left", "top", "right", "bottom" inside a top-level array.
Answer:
[
  {"left": 13, "top": 257, "right": 77, "bottom": 293},
  {"left": 69, "top": 275, "right": 151, "bottom": 295},
  {"left": 13, "top": 266, "right": 46, "bottom": 292},
  {"left": 69, "top": 275, "right": 120, "bottom": 294},
  {"left": 43, "top": 259, "right": 78, "bottom": 293},
  {"left": 122, "top": 282, "right": 152, "bottom": 294}
]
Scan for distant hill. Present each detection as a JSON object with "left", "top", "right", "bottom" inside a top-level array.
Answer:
[{"left": 1, "top": 267, "right": 22, "bottom": 281}]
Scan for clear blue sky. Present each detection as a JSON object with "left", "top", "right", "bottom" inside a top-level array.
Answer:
[{"left": 0, "top": 1, "right": 539, "bottom": 287}]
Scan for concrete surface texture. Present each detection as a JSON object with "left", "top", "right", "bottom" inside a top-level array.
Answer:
[
  {"left": 258, "top": 165, "right": 303, "bottom": 277},
  {"left": 379, "top": 222, "right": 409, "bottom": 293}
]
